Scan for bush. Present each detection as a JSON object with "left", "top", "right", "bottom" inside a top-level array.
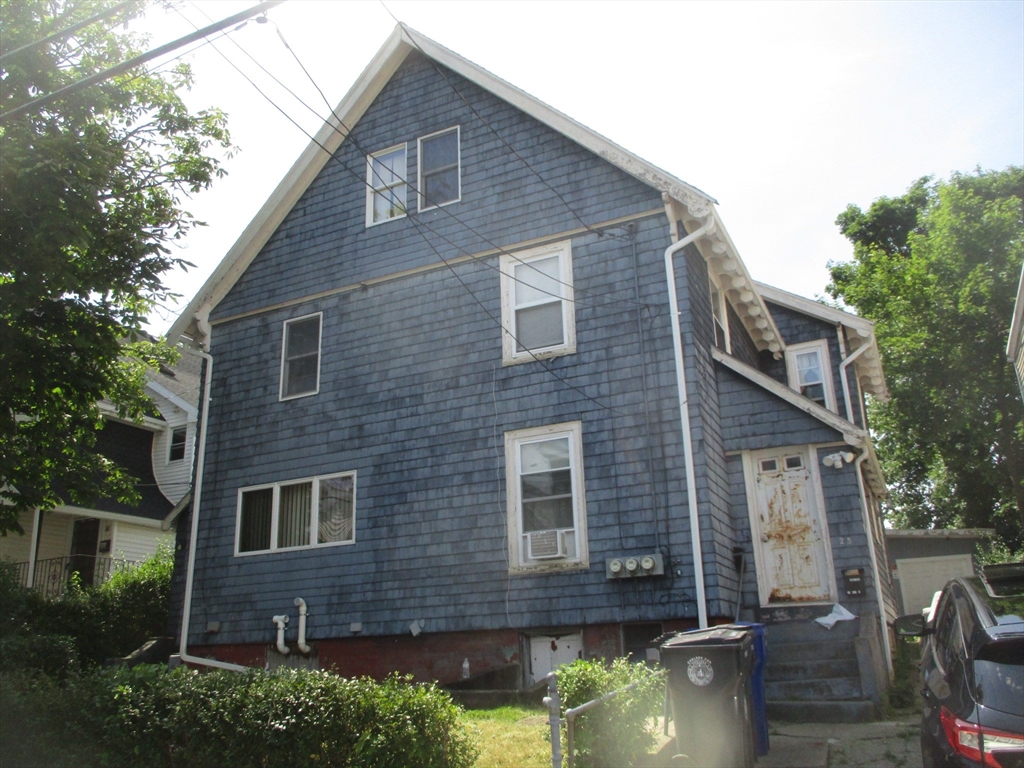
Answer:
[
  {"left": 0, "top": 547, "right": 173, "bottom": 676},
  {"left": 557, "top": 657, "right": 664, "bottom": 768}
]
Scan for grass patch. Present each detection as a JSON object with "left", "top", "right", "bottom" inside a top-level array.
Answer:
[{"left": 463, "top": 705, "right": 551, "bottom": 768}]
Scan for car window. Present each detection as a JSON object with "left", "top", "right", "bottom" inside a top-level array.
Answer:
[
  {"left": 974, "top": 640, "right": 1024, "bottom": 715},
  {"left": 934, "top": 595, "right": 961, "bottom": 675}
]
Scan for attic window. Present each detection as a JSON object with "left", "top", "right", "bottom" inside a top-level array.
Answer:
[
  {"left": 366, "top": 144, "right": 407, "bottom": 226},
  {"left": 168, "top": 427, "right": 187, "bottom": 462},
  {"left": 709, "top": 274, "right": 730, "bottom": 353},
  {"left": 418, "top": 126, "right": 460, "bottom": 210},
  {"left": 785, "top": 339, "right": 836, "bottom": 412}
]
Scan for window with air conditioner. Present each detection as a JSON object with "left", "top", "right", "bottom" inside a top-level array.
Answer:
[
  {"left": 500, "top": 240, "right": 576, "bottom": 365},
  {"left": 236, "top": 471, "right": 356, "bottom": 555},
  {"left": 505, "top": 422, "right": 588, "bottom": 573}
]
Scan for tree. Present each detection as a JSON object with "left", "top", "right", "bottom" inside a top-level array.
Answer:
[
  {"left": 0, "top": 1, "right": 231, "bottom": 533},
  {"left": 829, "top": 168, "right": 1024, "bottom": 549}
]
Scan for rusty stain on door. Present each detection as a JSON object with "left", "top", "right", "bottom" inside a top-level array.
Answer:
[{"left": 753, "top": 452, "right": 831, "bottom": 604}]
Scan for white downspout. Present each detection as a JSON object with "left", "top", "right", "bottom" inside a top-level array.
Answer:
[
  {"left": 272, "top": 615, "right": 290, "bottom": 655},
  {"left": 854, "top": 448, "right": 893, "bottom": 675},
  {"left": 26, "top": 508, "right": 41, "bottom": 588},
  {"left": 664, "top": 218, "right": 716, "bottom": 629},
  {"left": 838, "top": 327, "right": 869, "bottom": 425},
  {"left": 294, "top": 598, "right": 311, "bottom": 654},
  {"left": 178, "top": 345, "right": 247, "bottom": 672}
]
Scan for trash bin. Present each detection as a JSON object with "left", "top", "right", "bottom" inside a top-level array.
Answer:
[
  {"left": 733, "top": 622, "right": 769, "bottom": 757},
  {"left": 660, "top": 625, "right": 756, "bottom": 768}
]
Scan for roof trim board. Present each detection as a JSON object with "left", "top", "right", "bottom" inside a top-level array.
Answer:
[
  {"left": 754, "top": 281, "right": 889, "bottom": 400},
  {"left": 712, "top": 346, "right": 887, "bottom": 496},
  {"left": 167, "top": 24, "right": 730, "bottom": 347}
]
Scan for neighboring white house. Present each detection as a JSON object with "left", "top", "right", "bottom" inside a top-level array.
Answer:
[{"left": 1, "top": 356, "right": 199, "bottom": 596}]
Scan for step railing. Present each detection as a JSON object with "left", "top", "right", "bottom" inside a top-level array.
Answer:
[
  {"left": 14, "top": 555, "right": 135, "bottom": 598},
  {"left": 543, "top": 668, "right": 667, "bottom": 768}
]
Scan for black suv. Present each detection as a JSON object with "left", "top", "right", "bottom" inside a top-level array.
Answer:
[{"left": 894, "top": 563, "right": 1024, "bottom": 768}]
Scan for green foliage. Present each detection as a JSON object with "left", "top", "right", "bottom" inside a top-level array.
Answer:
[
  {"left": 0, "top": 0, "right": 232, "bottom": 532},
  {"left": 0, "top": 548, "right": 173, "bottom": 674},
  {"left": 829, "top": 168, "right": 1024, "bottom": 549},
  {"left": 557, "top": 657, "right": 664, "bottom": 768},
  {"left": 0, "top": 666, "right": 480, "bottom": 768},
  {"left": 886, "top": 638, "right": 922, "bottom": 713}
]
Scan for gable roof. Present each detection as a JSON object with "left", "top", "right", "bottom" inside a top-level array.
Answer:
[
  {"left": 167, "top": 24, "right": 759, "bottom": 348},
  {"left": 755, "top": 281, "right": 889, "bottom": 402},
  {"left": 711, "top": 347, "right": 886, "bottom": 496}
]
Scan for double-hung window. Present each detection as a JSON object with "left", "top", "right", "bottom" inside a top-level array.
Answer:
[
  {"left": 280, "top": 313, "right": 322, "bottom": 400},
  {"left": 505, "top": 422, "right": 588, "bottom": 573},
  {"left": 785, "top": 339, "right": 836, "bottom": 412},
  {"left": 366, "top": 144, "right": 407, "bottom": 226},
  {"left": 236, "top": 472, "right": 356, "bottom": 555},
  {"left": 418, "top": 127, "right": 460, "bottom": 210},
  {"left": 709, "top": 273, "right": 731, "bottom": 352},
  {"left": 168, "top": 426, "right": 187, "bottom": 462},
  {"left": 500, "top": 240, "right": 576, "bottom": 365}
]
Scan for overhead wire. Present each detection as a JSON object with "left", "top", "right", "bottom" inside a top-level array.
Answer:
[{"left": 171, "top": 3, "right": 628, "bottom": 416}]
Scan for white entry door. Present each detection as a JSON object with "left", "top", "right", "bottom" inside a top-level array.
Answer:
[
  {"left": 530, "top": 633, "right": 583, "bottom": 683},
  {"left": 747, "top": 449, "right": 834, "bottom": 605}
]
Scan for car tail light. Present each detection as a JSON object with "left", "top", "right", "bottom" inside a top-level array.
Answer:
[{"left": 940, "top": 707, "right": 1024, "bottom": 768}]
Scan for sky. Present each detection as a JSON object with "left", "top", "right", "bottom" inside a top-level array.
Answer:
[{"left": 128, "top": 0, "right": 1024, "bottom": 334}]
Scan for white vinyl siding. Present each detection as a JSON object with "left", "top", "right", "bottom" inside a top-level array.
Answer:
[
  {"left": 500, "top": 240, "right": 576, "bottom": 365},
  {"left": 505, "top": 422, "right": 588, "bottom": 573},
  {"left": 0, "top": 511, "right": 36, "bottom": 563},
  {"left": 151, "top": 394, "right": 196, "bottom": 505},
  {"left": 111, "top": 522, "right": 173, "bottom": 564}
]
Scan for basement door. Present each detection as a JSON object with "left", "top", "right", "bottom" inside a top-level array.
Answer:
[
  {"left": 747, "top": 449, "right": 835, "bottom": 605},
  {"left": 530, "top": 633, "right": 583, "bottom": 684}
]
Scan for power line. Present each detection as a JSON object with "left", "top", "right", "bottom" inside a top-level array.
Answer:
[
  {"left": 168, "top": 9, "right": 626, "bottom": 416},
  {"left": 0, "top": 1, "right": 285, "bottom": 122}
]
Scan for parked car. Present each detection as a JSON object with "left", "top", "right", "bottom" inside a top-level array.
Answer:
[{"left": 894, "top": 563, "right": 1024, "bottom": 768}]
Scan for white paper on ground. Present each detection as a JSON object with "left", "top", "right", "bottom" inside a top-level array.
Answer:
[{"left": 814, "top": 603, "right": 857, "bottom": 629}]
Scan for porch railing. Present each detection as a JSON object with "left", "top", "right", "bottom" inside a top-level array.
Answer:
[{"left": 12, "top": 555, "right": 136, "bottom": 599}]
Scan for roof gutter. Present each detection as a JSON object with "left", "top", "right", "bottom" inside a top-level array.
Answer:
[
  {"left": 664, "top": 215, "right": 716, "bottom": 629},
  {"left": 176, "top": 345, "right": 246, "bottom": 672},
  {"left": 854, "top": 447, "right": 893, "bottom": 675}
]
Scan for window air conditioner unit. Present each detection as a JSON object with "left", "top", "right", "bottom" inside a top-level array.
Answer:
[{"left": 526, "top": 529, "right": 571, "bottom": 560}]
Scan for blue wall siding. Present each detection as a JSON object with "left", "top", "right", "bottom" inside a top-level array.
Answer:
[
  {"left": 716, "top": 365, "right": 844, "bottom": 452},
  {"left": 214, "top": 52, "right": 663, "bottom": 321}
]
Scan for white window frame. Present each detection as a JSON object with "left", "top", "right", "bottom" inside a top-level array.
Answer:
[
  {"left": 167, "top": 426, "right": 187, "bottom": 463},
  {"left": 785, "top": 339, "right": 836, "bottom": 412},
  {"left": 709, "top": 273, "right": 731, "bottom": 353},
  {"left": 234, "top": 471, "right": 357, "bottom": 556},
  {"left": 500, "top": 240, "right": 576, "bottom": 365},
  {"left": 279, "top": 312, "right": 323, "bottom": 402},
  {"left": 505, "top": 421, "right": 588, "bottom": 574},
  {"left": 417, "top": 126, "right": 461, "bottom": 212},
  {"left": 365, "top": 143, "right": 407, "bottom": 227}
]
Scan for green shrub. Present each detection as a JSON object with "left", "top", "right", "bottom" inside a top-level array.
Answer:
[
  {"left": 558, "top": 657, "right": 664, "bottom": 768},
  {"left": 99, "top": 665, "right": 478, "bottom": 768},
  {"left": 0, "top": 547, "right": 173, "bottom": 675}
]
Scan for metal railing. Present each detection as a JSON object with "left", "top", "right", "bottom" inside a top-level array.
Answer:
[
  {"left": 13, "top": 555, "right": 136, "bottom": 598},
  {"left": 543, "top": 668, "right": 667, "bottom": 768}
]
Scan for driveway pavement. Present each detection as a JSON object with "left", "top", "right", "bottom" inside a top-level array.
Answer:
[{"left": 646, "top": 715, "right": 923, "bottom": 768}]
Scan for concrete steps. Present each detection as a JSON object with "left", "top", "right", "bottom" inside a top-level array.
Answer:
[{"left": 762, "top": 620, "right": 880, "bottom": 723}]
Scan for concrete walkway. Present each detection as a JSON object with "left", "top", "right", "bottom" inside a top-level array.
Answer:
[{"left": 646, "top": 716, "right": 922, "bottom": 768}]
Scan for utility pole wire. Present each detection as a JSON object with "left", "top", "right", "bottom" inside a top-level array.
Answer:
[
  {"left": 0, "top": 0, "right": 138, "bottom": 65},
  {"left": 0, "top": 0, "right": 286, "bottom": 123}
]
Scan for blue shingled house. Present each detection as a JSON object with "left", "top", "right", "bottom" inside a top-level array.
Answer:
[{"left": 167, "top": 25, "right": 896, "bottom": 721}]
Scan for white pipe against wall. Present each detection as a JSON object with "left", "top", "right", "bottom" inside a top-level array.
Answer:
[
  {"left": 294, "top": 598, "right": 311, "bottom": 654},
  {"left": 272, "top": 615, "right": 290, "bottom": 655},
  {"left": 178, "top": 346, "right": 247, "bottom": 672},
  {"left": 854, "top": 448, "right": 893, "bottom": 675},
  {"left": 838, "top": 327, "right": 869, "bottom": 425},
  {"left": 664, "top": 218, "right": 716, "bottom": 629}
]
